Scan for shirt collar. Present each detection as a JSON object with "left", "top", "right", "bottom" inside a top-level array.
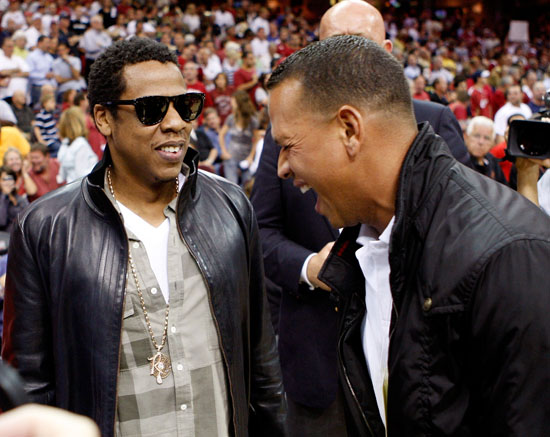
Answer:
[{"left": 356, "top": 216, "right": 396, "bottom": 246}]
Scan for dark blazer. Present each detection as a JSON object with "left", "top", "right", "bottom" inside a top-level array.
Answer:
[{"left": 250, "top": 100, "right": 467, "bottom": 409}]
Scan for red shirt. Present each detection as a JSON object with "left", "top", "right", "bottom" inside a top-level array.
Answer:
[
  {"left": 209, "top": 86, "right": 235, "bottom": 125},
  {"left": 492, "top": 89, "right": 507, "bottom": 114},
  {"left": 276, "top": 43, "right": 295, "bottom": 58},
  {"left": 470, "top": 86, "right": 493, "bottom": 119},
  {"left": 449, "top": 101, "right": 468, "bottom": 121},
  {"left": 28, "top": 159, "right": 63, "bottom": 202},
  {"left": 86, "top": 114, "right": 105, "bottom": 159},
  {"left": 490, "top": 141, "right": 512, "bottom": 182},
  {"left": 413, "top": 91, "right": 431, "bottom": 101},
  {"left": 233, "top": 68, "right": 259, "bottom": 106},
  {"left": 187, "top": 80, "right": 213, "bottom": 124}
]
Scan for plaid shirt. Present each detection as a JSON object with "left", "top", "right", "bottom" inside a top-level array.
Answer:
[{"left": 104, "top": 177, "right": 230, "bottom": 437}]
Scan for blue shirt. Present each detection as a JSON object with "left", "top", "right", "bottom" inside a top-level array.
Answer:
[{"left": 26, "top": 49, "right": 55, "bottom": 87}]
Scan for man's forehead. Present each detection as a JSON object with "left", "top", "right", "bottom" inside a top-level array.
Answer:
[{"left": 121, "top": 61, "right": 185, "bottom": 95}]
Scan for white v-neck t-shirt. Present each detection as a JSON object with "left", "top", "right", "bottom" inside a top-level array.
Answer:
[
  {"left": 118, "top": 202, "right": 171, "bottom": 303},
  {"left": 116, "top": 174, "right": 186, "bottom": 303}
]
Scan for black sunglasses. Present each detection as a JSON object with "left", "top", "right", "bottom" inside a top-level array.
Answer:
[{"left": 101, "top": 92, "right": 205, "bottom": 125}]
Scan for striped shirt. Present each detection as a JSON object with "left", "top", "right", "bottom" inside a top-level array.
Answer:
[
  {"left": 104, "top": 174, "right": 230, "bottom": 437},
  {"left": 34, "top": 109, "right": 60, "bottom": 156}
]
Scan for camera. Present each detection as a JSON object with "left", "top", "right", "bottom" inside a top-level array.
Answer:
[{"left": 507, "top": 90, "right": 550, "bottom": 159}]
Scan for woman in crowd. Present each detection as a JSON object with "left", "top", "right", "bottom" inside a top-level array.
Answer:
[
  {"left": 0, "top": 166, "right": 29, "bottom": 233},
  {"left": 219, "top": 90, "right": 260, "bottom": 186},
  {"left": 2, "top": 147, "right": 37, "bottom": 197},
  {"left": 56, "top": 107, "right": 98, "bottom": 184},
  {"left": 210, "top": 72, "right": 234, "bottom": 126}
]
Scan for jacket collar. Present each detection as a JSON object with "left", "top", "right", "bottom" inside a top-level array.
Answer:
[
  {"left": 391, "top": 121, "right": 455, "bottom": 248},
  {"left": 320, "top": 122, "right": 456, "bottom": 300},
  {"left": 83, "top": 145, "right": 201, "bottom": 218}
]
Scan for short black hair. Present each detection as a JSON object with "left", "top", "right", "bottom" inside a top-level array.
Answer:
[
  {"left": 88, "top": 37, "right": 178, "bottom": 118},
  {"left": 0, "top": 165, "right": 16, "bottom": 179},
  {"left": 267, "top": 35, "right": 413, "bottom": 120}
]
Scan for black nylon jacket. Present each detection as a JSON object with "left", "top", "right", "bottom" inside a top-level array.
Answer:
[
  {"left": 319, "top": 123, "right": 550, "bottom": 437},
  {"left": 1, "top": 147, "right": 286, "bottom": 437}
]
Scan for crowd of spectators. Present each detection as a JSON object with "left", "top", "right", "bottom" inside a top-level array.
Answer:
[{"left": 0, "top": 0, "right": 549, "bottom": 219}]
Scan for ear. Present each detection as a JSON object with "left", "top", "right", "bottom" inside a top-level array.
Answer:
[
  {"left": 383, "top": 39, "right": 393, "bottom": 54},
  {"left": 93, "top": 104, "right": 113, "bottom": 138},
  {"left": 336, "top": 105, "right": 362, "bottom": 160}
]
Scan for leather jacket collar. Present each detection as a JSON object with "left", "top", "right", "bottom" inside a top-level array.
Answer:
[{"left": 82, "top": 145, "right": 201, "bottom": 219}]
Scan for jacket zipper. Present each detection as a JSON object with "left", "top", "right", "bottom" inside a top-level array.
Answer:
[
  {"left": 112, "top": 266, "right": 127, "bottom": 437},
  {"left": 384, "top": 301, "right": 399, "bottom": 437},
  {"left": 338, "top": 324, "right": 375, "bottom": 437},
  {"left": 112, "top": 208, "right": 130, "bottom": 437},
  {"left": 177, "top": 224, "right": 238, "bottom": 436}
]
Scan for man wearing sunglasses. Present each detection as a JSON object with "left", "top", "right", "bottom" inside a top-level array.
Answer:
[{"left": 2, "top": 38, "right": 285, "bottom": 437}]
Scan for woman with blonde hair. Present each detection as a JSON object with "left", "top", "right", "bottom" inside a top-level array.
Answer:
[
  {"left": 56, "top": 107, "right": 98, "bottom": 184},
  {"left": 2, "top": 147, "right": 37, "bottom": 197}
]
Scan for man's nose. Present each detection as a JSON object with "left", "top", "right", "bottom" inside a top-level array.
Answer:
[
  {"left": 277, "top": 150, "right": 291, "bottom": 179},
  {"left": 161, "top": 102, "right": 187, "bottom": 131}
]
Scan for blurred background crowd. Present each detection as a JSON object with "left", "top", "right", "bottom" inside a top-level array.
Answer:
[{"left": 0, "top": 0, "right": 549, "bottom": 232}]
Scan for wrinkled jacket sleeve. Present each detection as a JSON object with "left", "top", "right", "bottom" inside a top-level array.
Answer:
[
  {"left": 470, "top": 238, "right": 550, "bottom": 435},
  {"left": 245, "top": 203, "right": 287, "bottom": 436},
  {"left": 1, "top": 212, "right": 55, "bottom": 405}
]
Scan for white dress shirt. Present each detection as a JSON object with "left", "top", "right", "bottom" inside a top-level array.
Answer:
[{"left": 355, "top": 217, "right": 395, "bottom": 427}]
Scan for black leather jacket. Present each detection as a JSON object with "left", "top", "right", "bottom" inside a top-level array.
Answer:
[
  {"left": 2, "top": 147, "right": 286, "bottom": 436},
  {"left": 320, "top": 123, "right": 550, "bottom": 436}
]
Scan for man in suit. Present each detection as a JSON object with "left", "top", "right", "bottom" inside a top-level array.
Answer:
[{"left": 251, "top": 1, "right": 469, "bottom": 434}]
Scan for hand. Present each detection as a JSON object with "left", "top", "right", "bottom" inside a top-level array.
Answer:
[
  {"left": 516, "top": 157, "right": 543, "bottom": 205},
  {"left": 22, "top": 159, "right": 32, "bottom": 175},
  {"left": 0, "top": 404, "right": 100, "bottom": 437},
  {"left": 46, "top": 72, "right": 55, "bottom": 79},
  {"left": 220, "top": 151, "right": 232, "bottom": 161},
  {"left": 307, "top": 242, "right": 335, "bottom": 291}
]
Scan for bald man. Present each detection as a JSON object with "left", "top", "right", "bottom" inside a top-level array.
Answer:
[
  {"left": 252, "top": 1, "right": 467, "bottom": 435},
  {"left": 320, "top": 0, "right": 468, "bottom": 165}
]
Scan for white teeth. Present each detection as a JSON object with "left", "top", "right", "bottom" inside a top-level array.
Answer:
[
  {"left": 160, "top": 146, "right": 180, "bottom": 153},
  {"left": 300, "top": 185, "right": 311, "bottom": 194}
]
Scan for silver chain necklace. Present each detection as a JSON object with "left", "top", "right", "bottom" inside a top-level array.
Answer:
[{"left": 107, "top": 166, "right": 178, "bottom": 384}]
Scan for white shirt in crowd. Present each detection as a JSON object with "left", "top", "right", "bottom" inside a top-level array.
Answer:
[
  {"left": 57, "top": 137, "right": 98, "bottom": 184},
  {"left": 0, "top": 51, "right": 29, "bottom": 99},
  {"left": 215, "top": 10, "right": 235, "bottom": 29},
  {"left": 493, "top": 102, "right": 532, "bottom": 136},
  {"left": 1, "top": 10, "right": 26, "bottom": 29},
  {"left": 250, "top": 16, "right": 269, "bottom": 35},
  {"left": 201, "top": 55, "right": 223, "bottom": 82}
]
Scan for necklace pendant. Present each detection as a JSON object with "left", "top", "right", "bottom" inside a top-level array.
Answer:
[{"left": 148, "top": 351, "right": 172, "bottom": 384}]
